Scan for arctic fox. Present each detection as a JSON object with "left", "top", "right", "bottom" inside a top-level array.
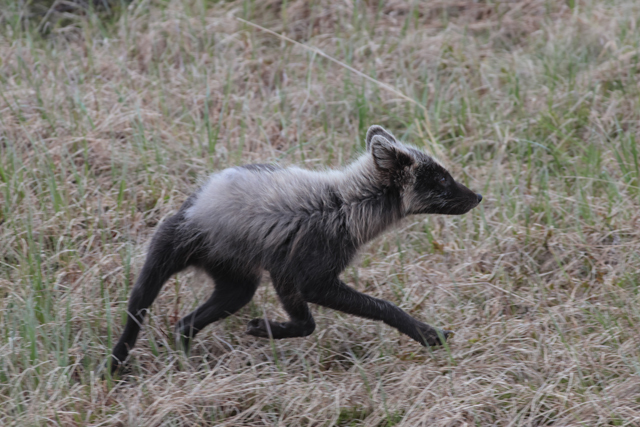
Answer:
[{"left": 110, "top": 125, "right": 482, "bottom": 372}]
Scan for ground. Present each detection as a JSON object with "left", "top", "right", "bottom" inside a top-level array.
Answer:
[{"left": 1, "top": 0, "right": 640, "bottom": 425}]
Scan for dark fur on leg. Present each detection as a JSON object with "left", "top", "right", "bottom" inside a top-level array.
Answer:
[
  {"left": 246, "top": 274, "right": 315, "bottom": 339},
  {"left": 176, "top": 264, "right": 261, "bottom": 351},
  {"left": 110, "top": 215, "right": 191, "bottom": 372},
  {"left": 109, "top": 198, "right": 202, "bottom": 374},
  {"left": 300, "top": 277, "right": 449, "bottom": 346}
]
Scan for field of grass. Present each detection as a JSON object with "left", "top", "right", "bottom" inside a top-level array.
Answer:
[{"left": 2, "top": 0, "right": 640, "bottom": 425}]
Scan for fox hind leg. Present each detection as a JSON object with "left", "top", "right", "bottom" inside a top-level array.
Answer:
[
  {"left": 246, "top": 275, "right": 316, "bottom": 339},
  {"left": 110, "top": 214, "right": 196, "bottom": 372},
  {"left": 176, "top": 264, "right": 261, "bottom": 351}
]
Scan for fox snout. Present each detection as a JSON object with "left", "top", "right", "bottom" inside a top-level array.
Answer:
[{"left": 442, "top": 181, "right": 482, "bottom": 215}]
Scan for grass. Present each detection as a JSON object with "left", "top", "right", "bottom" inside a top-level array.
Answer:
[{"left": 1, "top": 0, "right": 640, "bottom": 425}]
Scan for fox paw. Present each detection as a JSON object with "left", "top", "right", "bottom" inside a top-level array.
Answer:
[
  {"left": 246, "top": 318, "right": 279, "bottom": 338},
  {"left": 418, "top": 327, "right": 452, "bottom": 347}
]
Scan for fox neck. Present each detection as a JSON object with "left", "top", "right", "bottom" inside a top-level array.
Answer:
[{"left": 339, "top": 156, "right": 406, "bottom": 246}]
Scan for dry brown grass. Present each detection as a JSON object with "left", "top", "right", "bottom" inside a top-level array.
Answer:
[{"left": 1, "top": 0, "right": 640, "bottom": 425}]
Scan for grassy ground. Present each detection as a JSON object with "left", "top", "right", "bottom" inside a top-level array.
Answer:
[{"left": 2, "top": 0, "right": 640, "bottom": 425}]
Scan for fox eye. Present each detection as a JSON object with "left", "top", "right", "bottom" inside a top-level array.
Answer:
[{"left": 438, "top": 175, "right": 447, "bottom": 184}]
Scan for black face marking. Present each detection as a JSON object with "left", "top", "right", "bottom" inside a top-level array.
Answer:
[
  {"left": 411, "top": 161, "right": 480, "bottom": 215},
  {"left": 414, "top": 163, "right": 449, "bottom": 193}
]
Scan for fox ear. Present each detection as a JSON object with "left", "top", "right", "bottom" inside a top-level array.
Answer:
[
  {"left": 370, "top": 135, "right": 414, "bottom": 172},
  {"left": 366, "top": 125, "right": 397, "bottom": 152}
]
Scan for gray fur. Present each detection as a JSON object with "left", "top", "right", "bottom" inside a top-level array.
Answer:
[{"left": 109, "top": 125, "right": 482, "bottom": 373}]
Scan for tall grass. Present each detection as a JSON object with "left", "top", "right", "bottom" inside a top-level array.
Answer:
[{"left": 1, "top": 0, "right": 640, "bottom": 425}]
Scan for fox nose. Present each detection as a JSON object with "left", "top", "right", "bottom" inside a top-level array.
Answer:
[{"left": 477, "top": 194, "right": 483, "bottom": 203}]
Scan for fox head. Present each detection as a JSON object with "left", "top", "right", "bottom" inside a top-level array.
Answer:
[{"left": 365, "top": 125, "right": 482, "bottom": 216}]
